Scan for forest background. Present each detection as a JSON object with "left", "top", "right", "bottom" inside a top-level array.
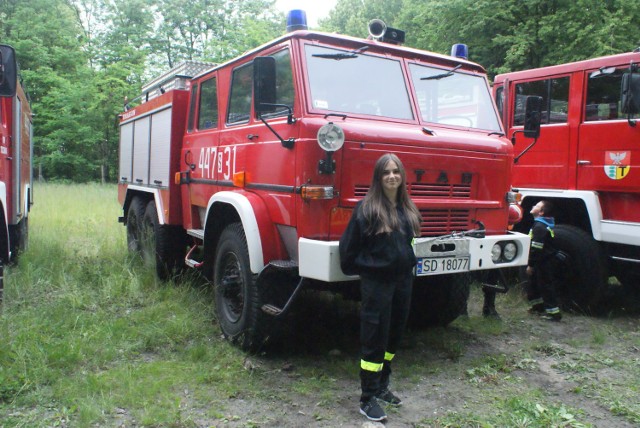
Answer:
[{"left": 1, "top": 0, "right": 639, "bottom": 183}]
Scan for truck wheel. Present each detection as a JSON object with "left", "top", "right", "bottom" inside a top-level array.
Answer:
[
  {"left": 409, "top": 273, "right": 470, "bottom": 328},
  {"left": 9, "top": 217, "right": 28, "bottom": 262},
  {"left": 553, "top": 224, "right": 607, "bottom": 312},
  {"left": 141, "top": 201, "right": 186, "bottom": 280},
  {"left": 126, "top": 197, "right": 146, "bottom": 253},
  {"left": 214, "top": 223, "right": 265, "bottom": 351}
]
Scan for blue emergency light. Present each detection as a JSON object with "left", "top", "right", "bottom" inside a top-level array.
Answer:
[
  {"left": 286, "top": 9, "right": 308, "bottom": 32},
  {"left": 451, "top": 43, "right": 468, "bottom": 59}
]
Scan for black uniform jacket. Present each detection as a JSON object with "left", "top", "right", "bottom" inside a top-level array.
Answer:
[{"left": 339, "top": 201, "right": 417, "bottom": 280}]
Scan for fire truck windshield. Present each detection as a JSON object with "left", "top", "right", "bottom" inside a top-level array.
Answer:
[
  {"left": 305, "top": 45, "right": 414, "bottom": 120},
  {"left": 409, "top": 63, "right": 502, "bottom": 132}
]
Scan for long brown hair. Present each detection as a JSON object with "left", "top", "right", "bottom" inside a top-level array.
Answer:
[{"left": 361, "top": 153, "right": 422, "bottom": 236}]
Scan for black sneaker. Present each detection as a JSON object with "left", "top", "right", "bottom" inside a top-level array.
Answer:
[
  {"left": 377, "top": 388, "right": 402, "bottom": 405},
  {"left": 359, "top": 397, "right": 387, "bottom": 421}
]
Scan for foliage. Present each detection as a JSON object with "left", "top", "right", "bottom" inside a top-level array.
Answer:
[
  {"left": 322, "top": 0, "right": 640, "bottom": 77},
  {"left": 1, "top": 0, "right": 639, "bottom": 181}
]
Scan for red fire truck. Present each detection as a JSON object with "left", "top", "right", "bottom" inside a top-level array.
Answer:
[
  {"left": 493, "top": 49, "right": 640, "bottom": 311},
  {"left": 0, "top": 44, "right": 33, "bottom": 300},
  {"left": 118, "top": 17, "right": 529, "bottom": 350}
]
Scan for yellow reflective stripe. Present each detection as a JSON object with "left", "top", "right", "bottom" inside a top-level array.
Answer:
[
  {"left": 548, "top": 227, "right": 555, "bottom": 238},
  {"left": 531, "top": 241, "right": 544, "bottom": 249},
  {"left": 384, "top": 352, "right": 395, "bottom": 362},
  {"left": 361, "top": 360, "right": 383, "bottom": 372}
]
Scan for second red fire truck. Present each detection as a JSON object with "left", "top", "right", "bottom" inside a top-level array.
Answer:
[
  {"left": 0, "top": 45, "right": 33, "bottom": 302},
  {"left": 119, "top": 16, "right": 529, "bottom": 349},
  {"left": 0, "top": 44, "right": 33, "bottom": 301},
  {"left": 494, "top": 49, "right": 640, "bottom": 311}
]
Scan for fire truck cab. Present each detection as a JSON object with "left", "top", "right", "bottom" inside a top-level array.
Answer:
[
  {"left": 119, "top": 18, "right": 529, "bottom": 350},
  {"left": 0, "top": 44, "right": 33, "bottom": 301},
  {"left": 494, "top": 49, "right": 640, "bottom": 311}
]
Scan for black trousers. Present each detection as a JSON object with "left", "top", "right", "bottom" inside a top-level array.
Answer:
[
  {"left": 359, "top": 273, "right": 413, "bottom": 402},
  {"left": 527, "top": 262, "right": 559, "bottom": 310}
]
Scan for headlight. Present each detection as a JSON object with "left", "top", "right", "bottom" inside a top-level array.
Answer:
[
  {"left": 503, "top": 242, "right": 517, "bottom": 261},
  {"left": 317, "top": 122, "right": 345, "bottom": 152},
  {"left": 491, "top": 244, "right": 502, "bottom": 262}
]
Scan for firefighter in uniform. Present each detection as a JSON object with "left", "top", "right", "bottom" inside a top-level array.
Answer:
[
  {"left": 339, "top": 153, "right": 422, "bottom": 422},
  {"left": 526, "top": 200, "right": 562, "bottom": 321}
]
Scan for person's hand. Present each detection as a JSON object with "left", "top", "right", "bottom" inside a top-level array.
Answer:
[{"left": 526, "top": 266, "right": 533, "bottom": 276}]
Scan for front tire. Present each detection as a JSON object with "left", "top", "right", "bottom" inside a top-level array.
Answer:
[
  {"left": 553, "top": 224, "right": 607, "bottom": 312},
  {"left": 409, "top": 273, "right": 470, "bottom": 328},
  {"left": 214, "top": 223, "right": 265, "bottom": 351}
]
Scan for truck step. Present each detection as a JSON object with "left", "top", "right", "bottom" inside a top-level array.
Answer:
[
  {"left": 259, "top": 277, "right": 305, "bottom": 318},
  {"left": 185, "top": 258, "right": 202, "bottom": 268},
  {"left": 261, "top": 304, "right": 283, "bottom": 316},
  {"left": 268, "top": 259, "right": 298, "bottom": 270},
  {"left": 185, "top": 244, "right": 203, "bottom": 268},
  {"left": 187, "top": 229, "right": 204, "bottom": 240}
]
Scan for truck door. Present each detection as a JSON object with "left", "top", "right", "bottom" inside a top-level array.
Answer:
[
  {"left": 577, "top": 67, "right": 640, "bottom": 208},
  {"left": 183, "top": 75, "right": 221, "bottom": 228},
  {"left": 510, "top": 76, "right": 572, "bottom": 190},
  {"left": 218, "top": 49, "right": 297, "bottom": 225}
]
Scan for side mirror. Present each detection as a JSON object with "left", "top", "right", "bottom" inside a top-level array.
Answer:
[
  {"left": 0, "top": 45, "right": 18, "bottom": 98},
  {"left": 523, "top": 95, "right": 542, "bottom": 139},
  {"left": 621, "top": 71, "right": 640, "bottom": 115},
  {"left": 253, "top": 56, "right": 277, "bottom": 115}
]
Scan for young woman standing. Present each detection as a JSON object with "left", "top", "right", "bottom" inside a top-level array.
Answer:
[{"left": 339, "top": 153, "right": 422, "bottom": 422}]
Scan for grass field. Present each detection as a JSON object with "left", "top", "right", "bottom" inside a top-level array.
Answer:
[{"left": 1, "top": 183, "right": 639, "bottom": 427}]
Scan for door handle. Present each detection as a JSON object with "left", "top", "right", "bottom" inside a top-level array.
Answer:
[{"left": 577, "top": 160, "right": 591, "bottom": 165}]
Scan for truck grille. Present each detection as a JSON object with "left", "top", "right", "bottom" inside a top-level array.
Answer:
[
  {"left": 419, "top": 209, "right": 470, "bottom": 237},
  {"left": 352, "top": 184, "right": 472, "bottom": 237},
  {"left": 353, "top": 183, "right": 471, "bottom": 198}
]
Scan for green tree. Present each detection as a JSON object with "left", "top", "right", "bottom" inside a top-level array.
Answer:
[
  {"left": 322, "top": 0, "right": 640, "bottom": 78},
  {"left": 1, "top": 0, "right": 99, "bottom": 180}
]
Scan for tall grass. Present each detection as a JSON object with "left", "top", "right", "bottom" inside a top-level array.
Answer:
[
  {"left": 2, "top": 183, "right": 639, "bottom": 427},
  {"left": 0, "top": 183, "right": 247, "bottom": 427}
]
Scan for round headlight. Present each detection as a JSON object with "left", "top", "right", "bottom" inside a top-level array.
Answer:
[
  {"left": 317, "top": 122, "right": 345, "bottom": 152},
  {"left": 503, "top": 242, "right": 517, "bottom": 261},
  {"left": 491, "top": 244, "right": 502, "bottom": 262}
]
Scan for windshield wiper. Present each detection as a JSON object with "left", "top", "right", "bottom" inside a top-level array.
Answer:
[
  {"left": 421, "top": 64, "right": 462, "bottom": 80},
  {"left": 312, "top": 45, "right": 369, "bottom": 60}
]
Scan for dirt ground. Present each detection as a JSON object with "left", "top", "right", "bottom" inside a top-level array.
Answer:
[{"left": 173, "top": 286, "right": 640, "bottom": 428}]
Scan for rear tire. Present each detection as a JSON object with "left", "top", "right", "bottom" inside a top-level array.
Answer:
[
  {"left": 409, "top": 273, "right": 470, "bottom": 328},
  {"left": 214, "top": 223, "right": 265, "bottom": 351},
  {"left": 9, "top": 217, "right": 28, "bottom": 262},
  {"left": 141, "top": 201, "right": 186, "bottom": 280},
  {"left": 126, "top": 197, "right": 146, "bottom": 254},
  {"left": 553, "top": 224, "right": 607, "bottom": 313}
]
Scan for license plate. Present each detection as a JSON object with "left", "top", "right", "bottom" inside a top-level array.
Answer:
[{"left": 416, "top": 256, "right": 470, "bottom": 276}]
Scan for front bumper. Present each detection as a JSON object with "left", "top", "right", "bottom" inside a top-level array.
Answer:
[{"left": 298, "top": 231, "right": 530, "bottom": 282}]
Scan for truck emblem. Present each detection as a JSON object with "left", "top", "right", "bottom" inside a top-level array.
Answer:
[{"left": 604, "top": 151, "right": 630, "bottom": 180}]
